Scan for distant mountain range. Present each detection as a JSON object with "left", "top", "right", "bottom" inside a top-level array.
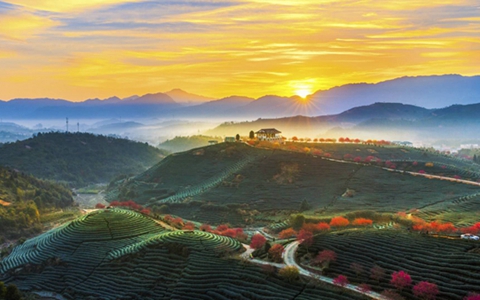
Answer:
[{"left": 1, "top": 74, "right": 479, "bottom": 120}]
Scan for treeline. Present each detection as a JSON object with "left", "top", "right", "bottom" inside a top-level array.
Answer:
[
  {"left": 0, "top": 165, "right": 73, "bottom": 239},
  {"left": 0, "top": 132, "right": 165, "bottom": 187},
  {"left": 158, "top": 135, "right": 221, "bottom": 153}
]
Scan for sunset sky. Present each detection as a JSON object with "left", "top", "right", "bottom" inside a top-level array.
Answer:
[{"left": 0, "top": 0, "right": 479, "bottom": 101}]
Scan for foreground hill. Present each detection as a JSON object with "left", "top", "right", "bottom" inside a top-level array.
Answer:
[
  {"left": 107, "top": 143, "right": 480, "bottom": 226},
  {"left": 0, "top": 132, "right": 164, "bottom": 187},
  {"left": 158, "top": 135, "right": 222, "bottom": 153},
  {"left": 0, "top": 166, "right": 73, "bottom": 239},
  {"left": 0, "top": 209, "right": 365, "bottom": 300}
]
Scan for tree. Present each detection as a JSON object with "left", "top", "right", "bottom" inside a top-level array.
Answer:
[
  {"left": 299, "top": 199, "right": 311, "bottom": 211},
  {"left": 370, "top": 265, "right": 386, "bottom": 282},
  {"left": 464, "top": 293, "right": 480, "bottom": 300},
  {"left": 268, "top": 244, "right": 284, "bottom": 262},
  {"left": 0, "top": 281, "right": 6, "bottom": 298},
  {"left": 333, "top": 275, "right": 349, "bottom": 287},
  {"left": 279, "top": 266, "right": 299, "bottom": 282},
  {"left": 5, "top": 284, "right": 21, "bottom": 300},
  {"left": 250, "top": 234, "right": 267, "bottom": 249},
  {"left": 297, "top": 229, "right": 313, "bottom": 252},
  {"left": 235, "top": 134, "right": 240, "bottom": 141},
  {"left": 291, "top": 214, "right": 305, "bottom": 230},
  {"left": 183, "top": 222, "right": 195, "bottom": 230},
  {"left": 200, "top": 224, "right": 211, "bottom": 232},
  {"left": 316, "top": 222, "right": 330, "bottom": 231},
  {"left": 278, "top": 228, "right": 296, "bottom": 239},
  {"left": 350, "top": 262, "right": 364, "bottom": 277},
  {"left": 329, "top": 216, "right": 349, "bottom": 227},
  {"left": 249, "top": 130, "right": 255, "bottom": 139},
  {"left": 381, "top": 290, "right": 405, "bottom": 300},
  {"left": 352, "top": 218, "right": 373, "bottom": 226},
  {"left": 413, "top": 281, "right": 439, "bottom": 300},
  {"left": 95, "top": 203, "right": 106, "bottom": 209},
  {"left": 390, "top": 270, "right": 412, "bottom": 291},
  {"left": 314, "top": 250, "right": 336, "bottom": 270}
]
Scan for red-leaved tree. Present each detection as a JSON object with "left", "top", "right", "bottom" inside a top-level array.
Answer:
[
  {"left": 352, "top": 218, "right": 373, "bottom": 226},
  {"left": 250, "top": 234, "right": 267, "bottom": 249},
  {"left": 279, "top": 228, "right": 296, "bottom": 239},
  {"left": 200, "top": 224, "right": 212, "bottom": 232},
  {"left": 268, "top": 244, "right": 284, "bottom": 262},
  {"left": 297, "top": 229, "right": 313, "bottom": 251},
  {"left": 95, "top": 203, "right": 106, "bottom": 209},
  {"left": 333, "top": 275, "right": 349, "bottom": 287},
  {"left": 390, "top": 270, "right": 412, "bottom": 291},
  {"left": 412, "top": 281, "right": 439, "bottom": 300},
  {"left": 183, "top": 222, "right": 195, "bottom": 230},
  {"left": 357, "top": 283, "right": 371, "bottom": 293},
  {"left": 316, "top": 222, "right": 331, "bottom": 231},
  {"left": 314, "top": 249, "right": 336, "bottom": 270},
  {"left": 329, "top": 216, "right": 350, "bottom": 227}
]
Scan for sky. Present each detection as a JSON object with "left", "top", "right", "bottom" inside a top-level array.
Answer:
[{"left": 0, "top": 0, "right": 479, "bottom": 101}]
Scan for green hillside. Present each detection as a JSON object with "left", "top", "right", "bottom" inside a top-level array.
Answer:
[
  {"left": 158, "top": 135, "right": 222, "bottom": 153},
  {"left": 107, "top": 142, "right": 480, "bottom": 226},
  {"left": 0, "top": 165, "right": 74, "bottom": 240},
  {"left": 0, "top": 209, "right": 366, "bottom": 300},
  {"left": 0, "top": 132, "right": 164, "bottom": 187}
]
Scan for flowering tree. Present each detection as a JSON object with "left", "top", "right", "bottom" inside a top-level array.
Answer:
[
  {"left": 316, "top": 222, "right": 330, "bottom": 231},
  {"left": 279, "top": 228, "right": 297, "bottom": 239},
  {"left": 464, "top": 293, "right": 480, "bottom": 300},
  {"left": 357, "top": 283, "right": 371, "bottom": 293},
  {"left": 370, "top": 265, "right": 386, "bottom": 282},
  {"left": 183, "top": 222, "right": 195, "bottom": 230},
  {"left": 200, "top": 224, "right": 212, "bottom": 232},
  {"left": 352, "top": 218, "right": 373, "bottom": 226},
  {"left": 314, "top": 250, "right": 336, "bottom": 270},
  {"left": 390, "top": 270, "right": 412, "bottom": 291},
  {"left": 95, "top": 203, "right": 106, "bottom": 209},
  {"left": 268, "top": 244, "right": 284, "bottom": 262},
  {"left": 250, "top": 234, "right": 267, "bottom": 249},
  {"left": 329, "top": 216, "right": 350, "bottom": 227},
  {"left": 381, "top": 290, "right": 405, "bottom": 300},
  {"left": 333, "top": 275, "right": 349, "bottom": 287},
  {"left": 297, "top": 229, "right": 313, "bottom": 251},
  {"left": 412, "top": 281, "right": 439, "bottom": 300}
]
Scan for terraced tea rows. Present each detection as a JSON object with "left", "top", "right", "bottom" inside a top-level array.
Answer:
[
  {"left": 299, "top": 230, "right": 480, "bottom": 299},
  {"left": 1, "top": 209, "right": 368, "bottom": 300}
]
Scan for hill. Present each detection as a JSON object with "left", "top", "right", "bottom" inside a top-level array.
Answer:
[
  {"left": 0, "top": 209, "right": 365, "bottom": 300},
  {"left": 0, "top": 132, "right": 164, "bottom": 187},
  {"left": 165, "top": 88, "right": 214, "bottom": 104},
  {"left": 0, "top": 165, "right": 74, "bottom": 240},
  {"left": 107, "top": 143, "right": 480, "bottom": 226},
  {"left": 158, "top": 135, "right": 222, "bottom": 153}
]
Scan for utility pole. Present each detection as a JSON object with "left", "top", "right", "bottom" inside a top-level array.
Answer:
[
  {"left": 77, "top": 122, "right": 80, "bottom": 132},
  {"left": 66, "top": 117, "right": 69, "bottom": 132}
]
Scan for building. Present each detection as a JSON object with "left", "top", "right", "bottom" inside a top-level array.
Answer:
[
  {"left": 208, "top": 140, "right": 219, "bottom": 145},
  {"left": 255, "top": 128, "right": 283, "bottom": 143},
  {"left": 224, "top": 137, "right": 236, "bottom": 143}
]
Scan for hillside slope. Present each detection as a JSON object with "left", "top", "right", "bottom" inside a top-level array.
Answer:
[
  {"left": 0, "top": 209, "right": 365, "bottom": 300},
  {"left": 0, "top": 132, "right": 164, "bottom": 187},
  {"left": 108, "top": 143, "right": 480, "bottom": 226},
  {"left": 0, "top": 166, "right": 73, "bottom": 239}
]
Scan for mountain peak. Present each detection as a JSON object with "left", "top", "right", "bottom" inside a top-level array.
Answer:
[{"left": 165, "top": 89, "right": 214, "bottom": 103}]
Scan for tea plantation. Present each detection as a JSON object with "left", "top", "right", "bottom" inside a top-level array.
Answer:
[
  {"left": 298, "top": 230, "right": 480, "bottom": 299},
  {"left": 0, "top": 209, "right": 367, "bottom": 299}
]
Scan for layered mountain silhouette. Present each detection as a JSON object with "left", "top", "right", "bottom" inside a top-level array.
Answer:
[{"left": 1, "top": 74, "right": 479, "bottom": 119}]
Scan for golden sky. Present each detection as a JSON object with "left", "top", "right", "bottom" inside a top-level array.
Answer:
[{"left": 0, "top": 0, "right": 479, "bottom": 101}]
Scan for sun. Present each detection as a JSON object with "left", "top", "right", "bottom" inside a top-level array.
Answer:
[{"left": 295, "top": 88, "right": 312, "bottom": 99}]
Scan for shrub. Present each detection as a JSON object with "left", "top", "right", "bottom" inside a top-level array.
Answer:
[
  {"left": 390, "top": 270, "right": 412, "bottom": 291},
  {"left": 413, "top": 281, "right": 439, "bottom": 300},
  {"left": 200, "top": 224, "right": 211, "bottom": 232},
  {"left": 357, "top": 283, "right": 371, "bottom": 293},
  {"left": 370, "top": 265, "right": 386, "bottom": 282},
  {"left": 250, "top": 234, "right": 267, "bottom": 249},
  {"left": 381, "top": 289, "right": 405, "bottom": 300},
  {"left": 329, "top": 216, "right": 349, "bottom": 227},
  {"left": 279, "top": 266, "right": 299, "bottom": 282},
  {"left": 183, "top": 222, "right": 195, "bottom": 230},
  {"left": 333, "top": 275, "right": 349, "bottom": 287},
  {"left": 352, "top": 218, "right": 373, "bottom": 226},
  {"left": 279, "top": 228, "right": 296, "bottom": 239},
  {"left": 268, "top": 244, "right": 284, "bottom": 262}
]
